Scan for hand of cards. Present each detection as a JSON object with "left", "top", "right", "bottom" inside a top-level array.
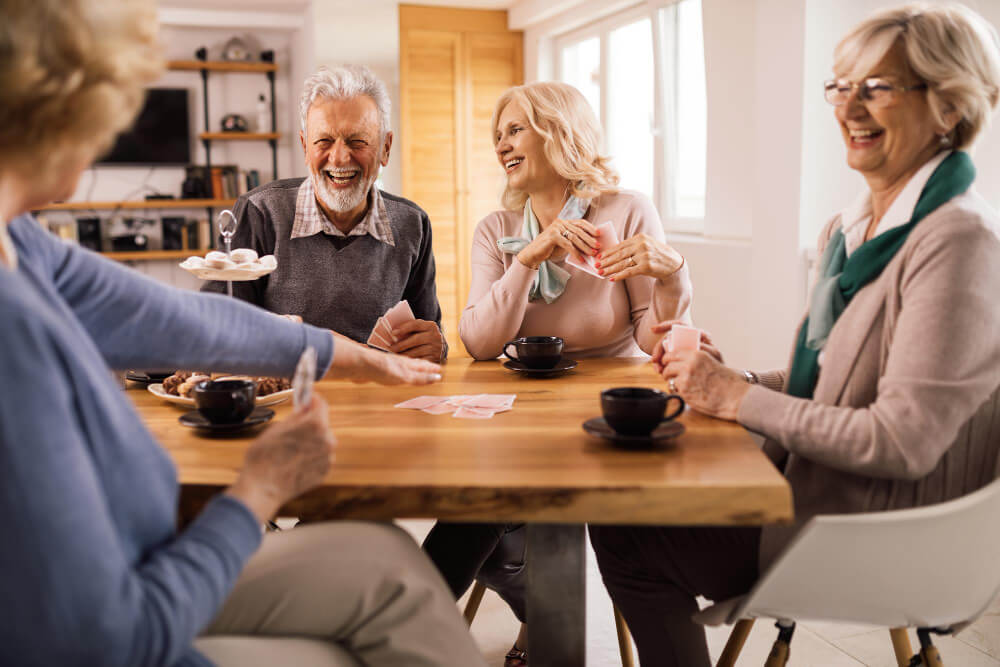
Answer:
[
  {"left": 663, "top": 324, "right": 701, "bottom": 353},
  {"left": 366, "top": 301, "right": 415, "bottom": 351},
  {"left": 566, "top": 220, "right": 618, "bottom": 278}
]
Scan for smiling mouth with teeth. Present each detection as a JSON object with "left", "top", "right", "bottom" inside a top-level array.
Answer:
[
  {"left": 324, "top": 169, "right": 360, "bottom": 185},
  {"left": 504, "top": 158, "right": 524, "bottom": 172},
  {"left": 848, "top": 128, "right": 885, "bottom": 146}
]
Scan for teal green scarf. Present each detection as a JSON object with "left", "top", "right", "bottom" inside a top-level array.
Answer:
[
  {"left": 497, "top": 195, "right": 590, "bottom": 304},
  {"left": 786, "top": 151, "right": 975, "bottom": 398}
]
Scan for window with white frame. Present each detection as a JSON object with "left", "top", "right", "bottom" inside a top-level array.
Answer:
[{"left": 556, "top": 0, "right": 706, "bottom": 231}]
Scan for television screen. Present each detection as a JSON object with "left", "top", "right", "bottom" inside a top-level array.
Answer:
[{"left": 98, "top": 88, "right": 191, "bottom": 165}]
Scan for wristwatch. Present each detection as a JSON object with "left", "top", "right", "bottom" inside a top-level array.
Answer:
[{"left": 742, "top": 369, "right": 759, "bottom": 385}]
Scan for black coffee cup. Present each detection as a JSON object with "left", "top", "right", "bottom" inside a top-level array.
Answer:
[
  {"left": 503, "top": 336, "right": 564, "bottom": 369},
  {"left": 601, "top": 387, "right": 685, "bottom": 436},
  {"left": 192, "top": 379, "right": 256, "bottom": 424}
]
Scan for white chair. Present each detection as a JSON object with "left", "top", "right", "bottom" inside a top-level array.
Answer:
[{"left": 696, "top": 477, "right": 1000, "bottom": 667}]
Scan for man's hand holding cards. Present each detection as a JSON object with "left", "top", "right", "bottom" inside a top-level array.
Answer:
[{"left": 366, "top": 301, "right": 446, "bottom": 362}]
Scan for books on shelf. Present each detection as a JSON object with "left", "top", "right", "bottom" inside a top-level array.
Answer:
[{"left": 185, "top": 165, "right": 263, "bottom": 200}]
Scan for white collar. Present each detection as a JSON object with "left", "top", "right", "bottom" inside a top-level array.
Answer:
[{"left": 839, "top": 150, "right": 952, "bottom": 257}]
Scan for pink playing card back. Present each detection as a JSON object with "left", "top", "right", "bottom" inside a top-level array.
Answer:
[{"left": 384, "top": 301, "right": 416, "bottom": 329}]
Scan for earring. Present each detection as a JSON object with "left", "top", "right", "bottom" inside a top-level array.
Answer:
[{"left": 939, "top": 133, "right": 952, "bottom": 147}]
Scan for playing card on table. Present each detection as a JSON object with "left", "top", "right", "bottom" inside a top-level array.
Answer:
[
  {"left": 462, "top": 394, "right": 516, "bottom": 410},
  {"left": 453, "top": 406, "right": 498, "bottom": 419},
  {"left": 567, "top": 221, "right": 618, "bottom": 278},
  {"left": 394, "top": 396, "right": 447, "bottom": 410},
  {"left": 292, "top": 346, "right": 317, "bottom": 411}
]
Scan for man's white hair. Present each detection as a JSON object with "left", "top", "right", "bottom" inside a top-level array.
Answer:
[{"left": 299, "top": 65, "right": 391, "bottom": 137}]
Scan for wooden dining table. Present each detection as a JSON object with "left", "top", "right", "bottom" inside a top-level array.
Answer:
[{"left": 133, "top": 357, "right": 793, "bottom": 666}]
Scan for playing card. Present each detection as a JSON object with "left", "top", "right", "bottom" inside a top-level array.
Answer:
[
  {"left": 375, "top": 317, "right": 397, "bottom": 343},
  {"left": 453, "top": 406, "right": 497, "bottom": 419},
  {"left": 366, "top": 329, "right": 390, "bottom": 351},
  {"left": 567, "top": 221, "right": 619, "bottom": 278},
  {"left": 462, "top": 394, "right": 516, "bottom": 409},
  {"left": 422, "top": 402, "right": 458, "bottom": 415},
  {"left": 384, "top": 300, "right": 416, "bottom": 329},
  {"left": 395, "top": 396, "right": 448, "bottom": 410},
  {"left": 666, "top": 324, "right": 702, "bottom": 353},
  {"left": 292, "top": 346, "right": 317, "bottom": 411}
]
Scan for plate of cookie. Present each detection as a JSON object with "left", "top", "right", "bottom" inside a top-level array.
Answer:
[
  {"left": 148, "top": 371, "right": 293, "bottom": 407},
  {"left": 179, "top": 249, "right": 277, "bottom": 282}
]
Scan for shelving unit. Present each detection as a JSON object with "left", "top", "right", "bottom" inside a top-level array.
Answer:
[
  {"left": 170, "top": 58, "right": 280, "bottom": 181},
  {"left": 38, "top": 58, "right": 281, "bottom": 262},
  {"left": 39, "top": 199, "right": 236, "bottom": 212}
]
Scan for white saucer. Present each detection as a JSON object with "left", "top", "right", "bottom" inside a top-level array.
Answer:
[{"left": 148, "top": 383, "right": 292, "bottom": 408}]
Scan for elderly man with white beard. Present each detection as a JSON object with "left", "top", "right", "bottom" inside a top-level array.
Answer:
[{"left": 203, "top": 65, "right": 447, "bottom": 362}]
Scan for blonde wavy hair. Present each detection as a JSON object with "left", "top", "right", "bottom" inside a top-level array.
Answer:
[
  {"left": 0, "top": 0, "right": 163, "bottom": 171},
  {"left": 834, "top": 2, "right": 1000, "bottom": 150},
  {"left": 492, "top": 82, "right": 619, "bottom": 211}
]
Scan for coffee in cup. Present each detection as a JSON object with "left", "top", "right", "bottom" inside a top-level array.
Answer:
[
  {"left": 192, "top": 379, "right": 256, "bottom": 424},
  {"left": 600, "top": 387, "right": 684, "bottom": 436},
  {"left": 503, "top": 336, "right": 564, "bottom": 369}
]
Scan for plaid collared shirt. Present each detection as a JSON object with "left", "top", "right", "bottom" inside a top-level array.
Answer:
[{"left": 290, "top": 177, "right": 395, "bottom": 246}]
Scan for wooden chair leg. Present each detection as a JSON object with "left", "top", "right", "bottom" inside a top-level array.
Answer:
[
  {"left": 763, "top": 621, "right": 795, "bottom": 667},
  {"left": 889, "top": 628, "right": 913, "bottom": 667},
  {"left": 462, "top": 581, "right": 487, "bottom": 626},
  {"left": 717, "top": 619, "right": 755, "bottom": 667},
  {"left": 612, "top": 604, "right": 635, "bottom": 667}
]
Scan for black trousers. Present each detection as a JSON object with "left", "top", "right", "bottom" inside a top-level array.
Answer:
[
  {"left": 588, "top": 524, "right": 761, "bottom": 667},
  {"left": 422, "top": 521, "right": 528, "bottom": 622}
]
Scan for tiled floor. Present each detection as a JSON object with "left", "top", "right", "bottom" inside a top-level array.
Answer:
[{"left": 398, "top": 519, "right": 1000, "bottom": 666}]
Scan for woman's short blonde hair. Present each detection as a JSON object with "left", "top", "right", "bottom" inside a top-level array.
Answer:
[
  {"left": 492, "top": 82, "right": 619, "bottom": 211},
  {"left": 0, "top": 0, "right": 163, "bottom": 171},
  {"left": 834, "top": 2, "right": 1000, "bottom": 150}
]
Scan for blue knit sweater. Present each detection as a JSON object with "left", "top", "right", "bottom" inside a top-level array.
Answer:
[{"left": 0, "top": 215, "right": 334, "bottom": 666}]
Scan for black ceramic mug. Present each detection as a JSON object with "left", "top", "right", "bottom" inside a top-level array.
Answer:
[
  {"left": 503, "top": 336, "right": 564, "bottom": 369},
  {"left": 192, "top": 379, "right": 256, "bottom": 424},
  {"left": 600, "top": 387, "right": 685, "bottom": 436}
]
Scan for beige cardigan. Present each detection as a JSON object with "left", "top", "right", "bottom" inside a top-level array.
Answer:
[
  {"left": 739, "top": 190, "right": 1000, "bottom": 568},
  {"left": 459, "top": 190, "right": 693, "bottom": 359}
]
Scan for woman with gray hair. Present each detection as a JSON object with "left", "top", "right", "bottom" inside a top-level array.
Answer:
[
  {"left": 0, "top": 1, "right": 481, "bottom": 666},
  {"left": 591, "top": 3, "right": 1000, "bottom": 665}
]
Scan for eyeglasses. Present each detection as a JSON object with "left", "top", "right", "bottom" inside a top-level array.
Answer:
[{"left": 824, "top": 78, "right": 928, "bottom": 107}]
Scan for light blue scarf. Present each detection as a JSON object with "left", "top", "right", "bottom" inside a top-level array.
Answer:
[{"left": 497, "top": 195, "right": 590, "bottom": 303}]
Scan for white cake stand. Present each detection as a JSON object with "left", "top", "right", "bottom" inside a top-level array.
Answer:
[{"left": 178, "top": 210, "right": 275, "bottom": 294}]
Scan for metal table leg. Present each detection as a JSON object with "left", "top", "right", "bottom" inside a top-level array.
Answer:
[{"left": 526, "top": 523, "right": 586, "bottom": 666}]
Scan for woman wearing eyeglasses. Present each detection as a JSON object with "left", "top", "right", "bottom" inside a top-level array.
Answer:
[{"left": 589, "top": 4, "right": 1000, "bottom": 665}]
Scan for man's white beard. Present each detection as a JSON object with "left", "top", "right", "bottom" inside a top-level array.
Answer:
[{"left": 312, "top": 169, "right": 374, "bottom": 214}]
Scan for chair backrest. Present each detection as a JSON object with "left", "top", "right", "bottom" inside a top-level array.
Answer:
[{"left": 732, "top": 477, "right": 1000, "bottom": 629}]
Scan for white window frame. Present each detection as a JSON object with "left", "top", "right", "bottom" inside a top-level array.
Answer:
[{"left": 553, "top": 0, "right": 705, "bottom": 234}]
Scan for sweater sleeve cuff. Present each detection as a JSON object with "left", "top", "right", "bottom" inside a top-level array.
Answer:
[
  {"left": 184, "top": 494, "right": 263, "bottom": 563},
  {"left": 302, "top": 324, "right": 336, "bottom": 379},
  {"left": 755, "top": 370, "right": 786, "bottom": 393},
  {"left": 737, "top": 384, "right": 790, "bottom": 439}
]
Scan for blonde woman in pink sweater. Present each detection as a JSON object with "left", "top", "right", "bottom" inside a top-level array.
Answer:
[
  {"left": 458, "top": 82, "right": 691, "bottom": 362},
  {"left": 424, "top": 81, "right": 692, "bottom": 666}
]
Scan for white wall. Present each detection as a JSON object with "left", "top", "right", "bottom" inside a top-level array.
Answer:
[{"left": 312, "top": 0, "right": 403, "bottom": 193}]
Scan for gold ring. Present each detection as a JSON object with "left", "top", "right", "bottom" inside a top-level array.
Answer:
[
  {"left": 562, "top": 230, "right": 571, "bottom": 238},
  {"left": 629, "top": 255, "right": 637, "bottom": 266},
  {"left": 668, "top": 378, "right": 678, "bottom": 393}
]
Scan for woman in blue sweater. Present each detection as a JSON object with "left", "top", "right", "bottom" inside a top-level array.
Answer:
[{"left": 0, "top": 2, "right": 484, "bottom": 666}]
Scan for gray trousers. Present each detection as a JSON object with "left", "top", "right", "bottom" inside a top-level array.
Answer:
[
  {"left": 195, "top": 522, "right": 486, "bottom": 667},
  {"left": 589, "top": 524, "right": 760, "bottom": 667}
]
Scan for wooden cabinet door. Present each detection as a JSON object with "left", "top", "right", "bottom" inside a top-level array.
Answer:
[
  {"left": 400, "top": 28, "right": 463, "bottom": 351},
  {"left": 400, "top": 7, "right": 522, "bottom": 356}
]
